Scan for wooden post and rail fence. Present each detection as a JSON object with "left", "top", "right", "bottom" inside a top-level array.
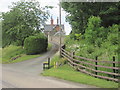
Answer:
[
  {"left": 46, "top": 36, "right": 119, "bottom": 82},
  {"left": 60, "top": 45, "right": 120, "bottom": 82}
]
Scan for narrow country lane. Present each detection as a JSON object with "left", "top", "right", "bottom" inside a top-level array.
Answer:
[{"left": 1, "top": 43, "right": 97, "bottom": 88}]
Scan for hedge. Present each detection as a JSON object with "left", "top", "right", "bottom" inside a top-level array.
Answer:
[{"left": 24, "top": 33, "right": 48, "bottom": 55}]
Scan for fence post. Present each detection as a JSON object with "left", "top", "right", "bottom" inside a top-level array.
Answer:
[
  {"left": 95, "top": 56, "right": 98, "bottom": 75},
  {"left": 71, "top": 51, "right": 75, "bottom": 66},
  {"left": 48, "top": 58, "right": 50, "bottom": 69},
  {"left": 60, "top": 46, "right": 62, "bottom": 58},
  {"left": 113, "top": 56, "right": 116, "bottom": 78},
  {"left": 60, "top": 45, "right": 65, "bottom": 58},
  {"left": 43, "top": 63, "right": 45, "bottom": 70},
  {"left": 71, "top": 51, "right": 75, "bottom": 58}
]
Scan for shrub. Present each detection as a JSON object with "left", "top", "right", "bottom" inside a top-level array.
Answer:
[
  {"left": 24, "top": 33, "right": 48, "bottom": 55},
  {"left": 86, "top": 45, "right": 95, "bottom": 54}
]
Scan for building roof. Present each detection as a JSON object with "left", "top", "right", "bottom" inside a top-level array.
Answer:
[{"left": 44, "top": 24, "right": 64, "bottom": 31}]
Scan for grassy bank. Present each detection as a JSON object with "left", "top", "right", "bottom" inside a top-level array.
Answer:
[
  {"left": 2, "top": 43, "right": 52, "bottom": 64},
  {"left": 42, "top": 54, "right": 118, "bottom": 88}
]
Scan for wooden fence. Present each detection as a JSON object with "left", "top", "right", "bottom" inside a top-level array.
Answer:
[{"left": 60, "top": 46, "right": 120, "bottom": 82}]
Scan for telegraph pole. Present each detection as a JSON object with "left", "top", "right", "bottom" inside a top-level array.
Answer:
[
  {"left": 59, "top": 3, "right": 61, "bottom": 26},
  {"left": 59, "top": 2, "right": 62, "bottom": 57}
]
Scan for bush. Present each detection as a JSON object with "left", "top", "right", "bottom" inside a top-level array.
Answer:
[{"left": 24, "top": 33, "right": 48, "bottom": 55}]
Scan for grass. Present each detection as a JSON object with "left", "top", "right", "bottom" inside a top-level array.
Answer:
[
  {"left": 2, "top": 45, "right": 41, "bottom": 64},
  {"left": 41, "top": 54, "right": 118, "bottom": 88},
  {"left": 2, "top": 43, "right": 52, "bottom": 64},
  {"left": 47, "top": 43, "right": 52, "bottom": 51}
]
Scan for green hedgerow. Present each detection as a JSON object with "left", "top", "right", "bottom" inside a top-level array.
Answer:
[{"left": 24, "top": 33, "right": 48, "bottom": 55}]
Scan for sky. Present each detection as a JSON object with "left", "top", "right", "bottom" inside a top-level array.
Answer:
[{"left": 0, "top": 0, "right": 72, "bottom": 35}]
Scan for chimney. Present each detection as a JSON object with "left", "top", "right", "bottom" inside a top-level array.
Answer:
[
  {"left": 51, "top": 16, "right": 54, "bottom": 25},
  {"left": 57, "top": 17, "right": 59, "bottom": 25}
]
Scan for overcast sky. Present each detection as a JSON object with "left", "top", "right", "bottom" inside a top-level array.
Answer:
[{"left": 0, "top": 0, "right": 72, "bottom": 35}]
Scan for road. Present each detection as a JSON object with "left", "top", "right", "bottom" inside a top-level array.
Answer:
[{"left": 1, "top": 43, "right": 97, "bottom": 88}]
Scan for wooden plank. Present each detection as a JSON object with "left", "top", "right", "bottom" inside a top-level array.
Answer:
[
  {"left": 77, "top": 68, "right": 118, "bottom": 82},
  {"left": 61, "top": 51, "right": 71, "bottom": 59},
  {"left": 61, "top": 48, "right": 71, "bottom": 55},
  {"left": 62, "top": 54, "right": 119, "bottom": 76},
  {"left": 61, "top": 48, "right": 120, "bottom": 64},
  {"left": 76, "top": 63, "right": 119, "bottom": 76},
  {"left": 62, "top": 54, "right": 119, "bottom": 81},
  {"left": 62, "top": 53, "right": 119, "bottom": 72},
  {"left": 73, "top": 58, "right": 119, "bottom": 70},
  {"left": 74, "top": 55, "right": 120, "bottom": 64}
]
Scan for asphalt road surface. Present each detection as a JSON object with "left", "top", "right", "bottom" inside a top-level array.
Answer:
[{"left": 1, "top": 43, "right": 98, "bottom": 88}]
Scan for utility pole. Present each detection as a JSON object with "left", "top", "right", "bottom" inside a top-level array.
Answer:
[
  {"left": 59, "top": 2, "right": 62, "bottom": 57},
  {"left": 59, "top": 3, "right": 61, "bottom": 26}
]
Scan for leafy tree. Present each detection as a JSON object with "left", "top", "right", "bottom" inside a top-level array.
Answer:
[
  {"left": 2, "top": 0, "right": 51, "bottom": 47},
  {"left": 61, "top": 2, "right": 119, "bottom": 36},
  {"left": 84, "top": 16, "right": 112, "bottom": 47},
  {"left": 85, "top": 16, "right": 102, "bottom": 45},
  {"left": 107, "top": 24, "right": 119, "bottom": 45}
]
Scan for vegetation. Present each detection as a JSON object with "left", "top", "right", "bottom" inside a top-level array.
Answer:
[
  {"left": 47, "top": 43, "right": 52, "bottom": 51},
  {"left": 65, "top": 16, "right": 118, "bottom": 56},
  {"left": 61, "top": 2, "right": 119, "bottom": 35},
  {"left": 24, "top": 33, "right": 48, "bottom": 55},
  {"left": 2, "top": 0, "right": 52, "bottom": 47},
  {"left": 1, "top": 0, "right": 51, "bottom": 63},
  {"left": 42, "top": 54, "right": 118, "bottom": 88},
  {"left": 61, "top": 2, "right": 119, "bottom": 79},
  {"left": 2, "top": 43, "right": 52, "bottom": 64},
  {"left": 2, "top": 45, "right": 38, "bottom": 63},
  {"left": 65, "top": 16, "right": 119, "bottom": 61},
  {"left": 41, "top": 2, "right": 119, "bottom": 86},
  {"left": 64, "top": 16, "right": 119, "bottom": 77}
]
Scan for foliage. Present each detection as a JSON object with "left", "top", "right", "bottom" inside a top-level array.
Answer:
[
  {"left": 47, "top": 43, "right": 52, "bottom": 51},
  {"left": 2, "top": 0, "right": 50, "bottom": 47},
  {"left": 74, "top": 33, "right": 81, "bottom": 40},
  {"left": 65, "top": 16, "right": 119, "bottom": 58},
  {"left": 61, "top": 2, "right": 119, "bottom": 37},
  {"left": 61, "top": 3, "right": 119, "bottom": 84},
  {"left": 64, "top": 17, "right": 119, "bottom": 78},
  {"left": 24, "top": 33, "right": 48, "bottom": 55},
  {"left": 65, "top": 22, "right": 119, "bottom": 60},
  {"left": 2, "top": 45, "right": 41, "bottom": 64},
  {"left": 107, "top": 24, "right": 119, "bottom": 45},
  {"left": 84, "top": 16, "right": 107, "bottom": 47}
]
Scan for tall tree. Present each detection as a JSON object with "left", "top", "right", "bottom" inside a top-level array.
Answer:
[
  {"left": 61, "top": 2, "right": 120, "bottom": 35},
  {"left": 2, "top": 0, "right": 51, "bottom": 47}
]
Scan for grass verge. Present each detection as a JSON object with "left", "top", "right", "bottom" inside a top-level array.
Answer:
[
  {"left": 41, "top": 53, "right": 118, "bottom": 88},
  {"left": 2, "top": 43, "right": 52, "bottom": 64}
]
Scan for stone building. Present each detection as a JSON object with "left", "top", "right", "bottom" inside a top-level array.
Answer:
[{"left": 44, "top": 17, "right": 65, "bottom": 36}]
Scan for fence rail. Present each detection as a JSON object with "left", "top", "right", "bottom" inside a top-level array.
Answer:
[{"left": 60, "top": 46, "right": 120, "bottom": 82}]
